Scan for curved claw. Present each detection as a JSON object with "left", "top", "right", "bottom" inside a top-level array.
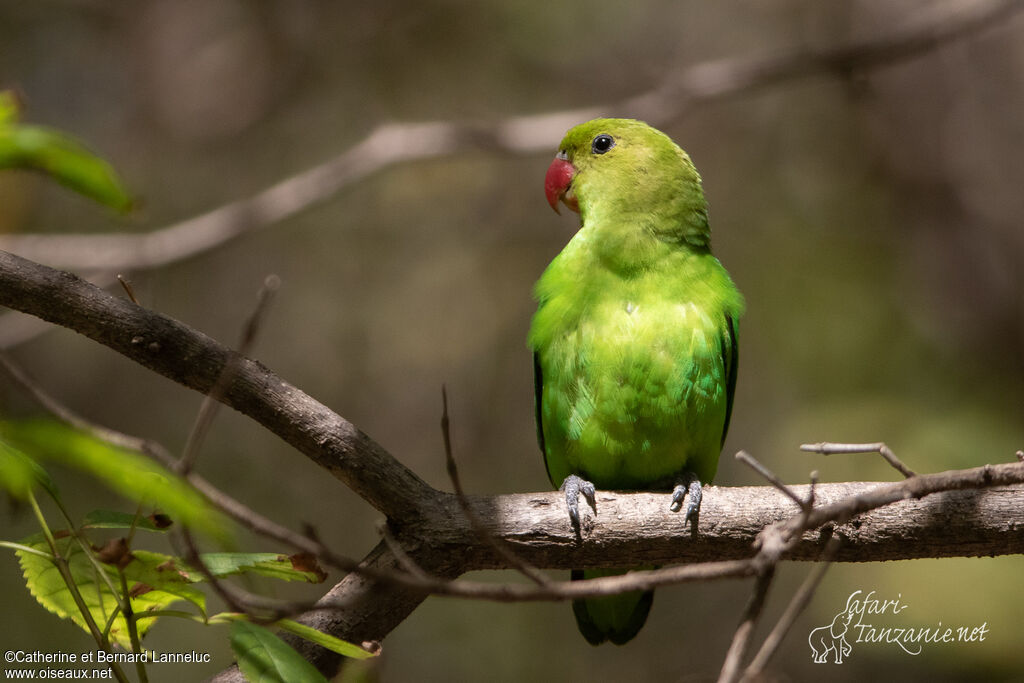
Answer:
[
  {"left": 560, "top": 474, "right": 597, "bottom": 531},
  {"left": 670, "top": 476, "right": 702, "bottom": 524}
]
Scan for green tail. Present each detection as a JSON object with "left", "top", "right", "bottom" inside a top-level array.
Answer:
[{"left": 570, "top": 569, "right": 654, "bottom": 645}]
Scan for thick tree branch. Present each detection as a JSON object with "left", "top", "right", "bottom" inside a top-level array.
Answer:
[
  {"left": 3, "top": 250, "right": 1024, "bottom": 682},
  {"left": 413, "top": 475, "right": 1024, "bottom": 574},
  {"left": 209, "top": 542, "right": 462, "bottom": 682},
  {"left": 0, "top": 249, "right": 433, "bottom": 521},
  {"left": 5, "top": 250, "right": 1024, "bottom": 569}
]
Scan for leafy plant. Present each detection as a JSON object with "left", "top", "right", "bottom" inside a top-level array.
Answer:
[
  {"left": 1, "top": 428, "right": 375, "bottom": 683},
  {"left": 0, "top": 105, "right": 375, "bottom": 679}
]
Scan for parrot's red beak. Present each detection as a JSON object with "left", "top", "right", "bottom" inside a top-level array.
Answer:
[{"left": 544, "top": 153, "right": 577, "bottom": 214}]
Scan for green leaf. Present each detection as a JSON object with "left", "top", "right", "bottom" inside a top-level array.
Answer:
[
  {"left": 0, "top": 91, "right": 20, "bottom": 125},
  {"left": 230, "top": 621, "right": 329, "bottom": 683},
  {"left": 82, "top": 509, "right": 172, "bottom": 532},
  {"left": 123, "top": 550, "right": 207, "bottom": 616},
  {"left": 0, "top": 122, "right": 132, "bottom": 211},
  {"left": 16, "top": 534, "right": 205, "bottom": 648},
  {"left": 0, "top": 439, "right": 59, "bottom": 500},
  {"left": 0, "top": 421, "right": 232, "bottom": 543},
  {"left": 275, "top": 619, "right": 377, "bottom": 660},
  {"left": 178, "top": 552, "right": 327, "bottom": 584}
]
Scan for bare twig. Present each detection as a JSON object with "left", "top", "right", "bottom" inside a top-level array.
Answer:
[
  {"left": 742, "top": 534, "right": 844, "bottom": 680},
  {"left": 0, "top": 349, "right": 381, "bottom": 582},
  {"left": 736, "top": 450, "right": 808, "bottom": 511},
  {"left": 375, "top": 521, "right": 432, "bottom": 582},
  {"left": 116, "top": 275, "right": 138, "bottom": 304},
  {"left": 349, "top": 558, "right": 762, "bottom": 603},
  {"left": 718, "top": 564, "right": 776, "bottom": 683},
  {"left": 174, "top": 527, "right": 315, "bottom": 623},
  {"left": 174, "top": 528, "right": 252, "bottom": 618},
  {"left": 0, "top": 350, "right": 175, "bottom": 462},
  {"left": 441, "top": 386, "right": 551, "bottom": 587},
  {"left": 801, "top": 441, "right": 916, "bottom": 479},
  {"left": 177, "top": 274, "right": 279, "bottom": 474},
  {"left": 798, "top": 471, "right": 819, "bottom": 531},
  {"left": 720, "top": 465, "right": 823, "bottom": 682}
]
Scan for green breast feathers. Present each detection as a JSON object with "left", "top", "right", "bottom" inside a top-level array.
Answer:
[{"left": 529, "top": 236, "right": 741, "bottom": 490}]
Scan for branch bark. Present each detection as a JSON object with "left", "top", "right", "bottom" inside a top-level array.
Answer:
[{"left": 0, "top": 249, "right": 433, "bottom": 521}]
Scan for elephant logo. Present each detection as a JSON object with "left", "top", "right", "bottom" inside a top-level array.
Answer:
[{"left": 808, "top": 606, "right": 855, "bottom": 664}]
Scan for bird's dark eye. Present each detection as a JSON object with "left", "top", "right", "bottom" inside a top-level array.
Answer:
[{"left": 591, "top": 134, "right": 615, "bottom": 155}]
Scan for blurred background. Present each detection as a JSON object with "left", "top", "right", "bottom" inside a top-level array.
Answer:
[{"left": 2, "top": 0, "right": 1023, "bottom": 680}]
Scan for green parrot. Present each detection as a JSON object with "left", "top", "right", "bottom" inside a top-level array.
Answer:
[{"left": 529, "top": 118, "right": 744, "bottom": 645}]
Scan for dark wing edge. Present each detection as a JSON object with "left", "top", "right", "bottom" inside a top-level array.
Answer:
[
  {"left": 720, "top": 315, "right": 739, "bottom": 447},
  {"left": 533, "top": 351, "right": 548, "bottom": 462}
]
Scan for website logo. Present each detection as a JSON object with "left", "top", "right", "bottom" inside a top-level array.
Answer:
[{"left": 809, "top": 590, "right": 989, "bottom": 663}]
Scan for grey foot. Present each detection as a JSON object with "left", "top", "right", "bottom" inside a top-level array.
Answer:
[
  {"left": 670, "top": 474, "right": 702, "bottom": 524},
  {"left": 560, "top": 474, "right": 596, "bottom": 531}
]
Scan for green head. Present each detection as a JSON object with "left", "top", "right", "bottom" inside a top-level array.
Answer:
[{"left": 544, "top": 118, "right": 710, "bottom": 250}]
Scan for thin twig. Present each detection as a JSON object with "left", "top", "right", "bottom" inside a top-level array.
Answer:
[
  {"left": 4, "top": 249, "right": 439, "bottom": 518},
  {"left": 376, "top": 520, "right": 432, "bottom": 582},
  {"left": 175, "top": 529, "right": 251, "bottom": 617},
  {"left": 0, "top": 350, "right": 174, "bottom": 461},
  {"left": 1, "top": 347, "right": 377, "bottom": 578},
  {"left": 25, "top": 491, "right": 131, "bottom": 683},
  {"left": 116, "top": 275, "right": 138, "bottom": 304},
  {"left": 736, "top": 450, "right": 808, "bottom": 511},
  {"left": 175, "top": 527, "right": 313, "bottom": 623},
  {"left": 742, "top": 533, "right": 844, "bottom": 680},
  {"left": 801, "top": 441, "right": 916, "bottom": 478},
  {"left": 176, "top": 274, "right": 279, "bottom": 474},
  {"left": 441, "top": 386, "right": 551, "bottom": 587},
  {"left": 116, "top": 569, "right": 149, "bottom": 683},
  {"left": 798, "top": 470, "right": 819, "bottom": 532},
  {"left": 717, "top": 563, "right": 776, "bottom": 683},
  {"left": 341, "top": 558, "right": 761, "bottom": 603}
]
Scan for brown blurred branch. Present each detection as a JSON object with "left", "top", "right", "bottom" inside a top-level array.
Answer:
[
  {"left": 4, "top": 249, "right": 1024, "bottom": 681},
  {"left": 1, "top": 0, "right": 1018, "bottom": 281},
  {"left": 1, "top": 0, "right": 1019, "bottom": 354}
]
